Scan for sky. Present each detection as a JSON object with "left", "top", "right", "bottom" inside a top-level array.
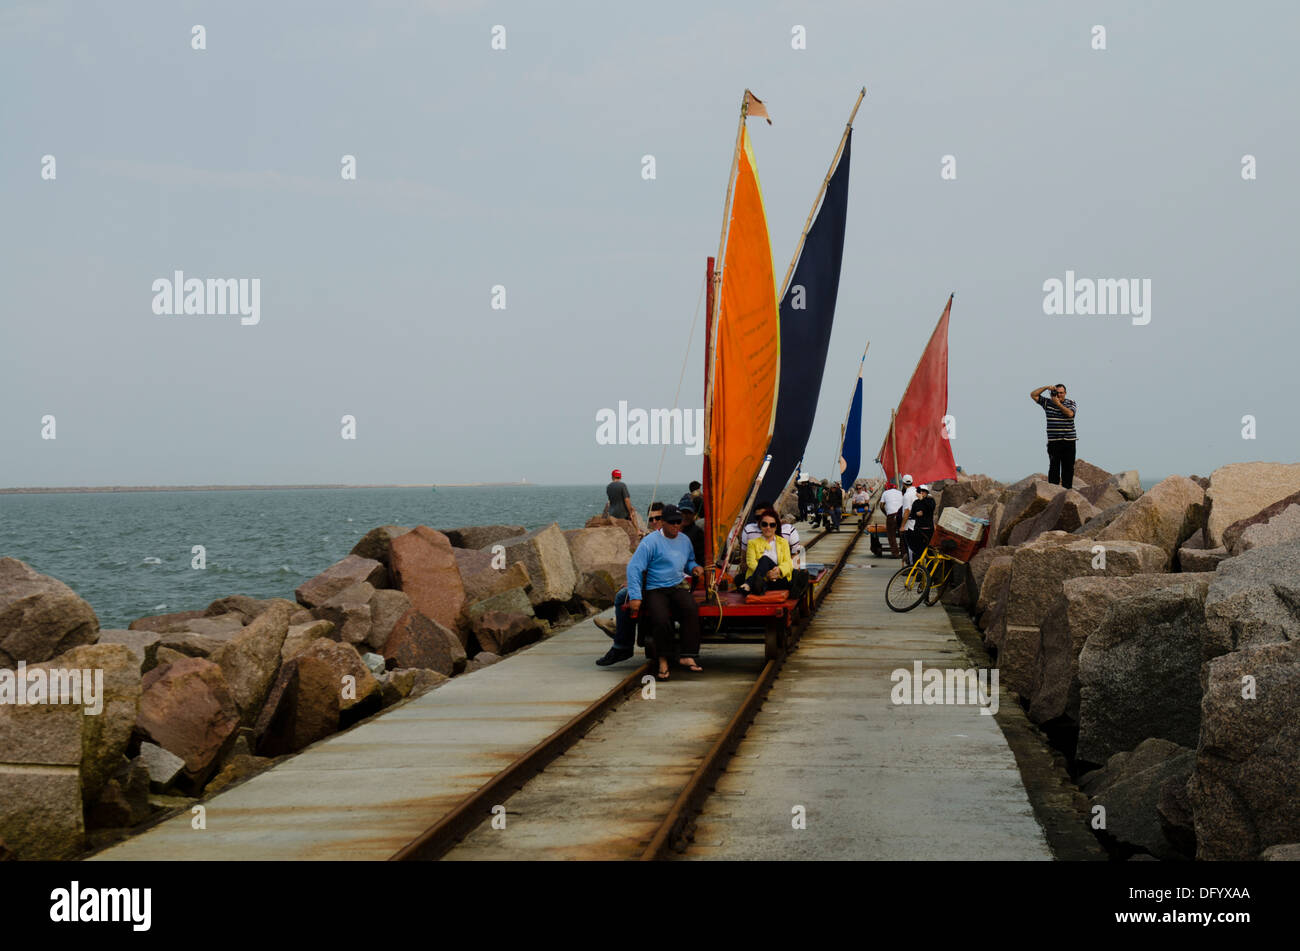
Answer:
[{"left": 2, "top": 0, "right": 1297, "bottom": 488}]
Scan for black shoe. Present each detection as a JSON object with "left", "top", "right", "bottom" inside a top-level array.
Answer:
[{"left": 596, "top": 648, "right": 634, "bottom": 666}]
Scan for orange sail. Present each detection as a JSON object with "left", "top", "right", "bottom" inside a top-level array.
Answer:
[{"left": 704, "top": 123, "right": 781, "bottom": 562}]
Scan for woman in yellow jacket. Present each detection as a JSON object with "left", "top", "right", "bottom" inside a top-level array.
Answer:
[{"left": 740, "top": 508, "right": 794, "bottom": 595}]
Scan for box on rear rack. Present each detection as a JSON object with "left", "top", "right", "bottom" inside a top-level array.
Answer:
[{"left": 938, "top": 507, "right": 987, "bottom": 540}]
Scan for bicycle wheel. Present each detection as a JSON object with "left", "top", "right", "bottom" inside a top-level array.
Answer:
[
  {"left": 925, "top": 558, "right": 952, "bottom": 606},
  {"left": 886, "top": 562, "right": 929, "bottom": 612}
]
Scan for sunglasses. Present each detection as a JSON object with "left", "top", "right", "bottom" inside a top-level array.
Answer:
[
  {"left": 664, "top": 518, "right": 682, "bottom": 525},
  {"left": 648, "top": 515, "right": 662, "bottom": 522},
  {"left": 760, "top": 520, "right": 778, "bottom": 527}
]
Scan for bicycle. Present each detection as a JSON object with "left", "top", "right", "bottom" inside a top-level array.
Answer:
[{"left": 885, "top": 538, "right": 958, "bottom": 612}]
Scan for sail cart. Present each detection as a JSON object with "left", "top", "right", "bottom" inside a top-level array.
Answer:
[
  {"left": 631, "top": 88, "right": 862, "bottom": 659},
  {"left": 698, "top": 90, "right": 861, "bottom": 659}
]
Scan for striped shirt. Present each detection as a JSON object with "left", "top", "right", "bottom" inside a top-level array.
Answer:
[{"left": 1039, "top": 395, "right": 1078, "bottom": 441}]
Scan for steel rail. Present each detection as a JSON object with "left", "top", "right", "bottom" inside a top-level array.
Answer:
[
  {"left": 390, "top": 520, "right": 858, "bottom": 862},
  {"left": 638, "top": 521, "right": 863, "bottom": 859},
  {"left": 389, "top": 659, "right": 650, "bottom": 861}
]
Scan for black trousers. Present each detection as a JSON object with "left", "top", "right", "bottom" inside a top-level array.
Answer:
[
  {"left": 902, "top": 528, "right": 932, "bottom": 565},
  {"left": 743, "top": 555, "right": 791, "bottom": 595},
  {"left": 1047, "top": 440, "right": 1077, "bottom": 489},
  {"left": 641, "top": 586, "right": 701, "bottom": 661}
]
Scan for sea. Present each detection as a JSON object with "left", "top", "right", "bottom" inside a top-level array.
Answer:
[
  {"left": 0, "top": 484, "right": 673, "bottom": 629},
  {"left": 1, "top": 477, "right": 1163, "bottom": 630}
]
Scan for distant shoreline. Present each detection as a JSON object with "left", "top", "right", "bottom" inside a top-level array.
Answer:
[{"left": 0, "top": 483, "right": 534, "bottom": 494}]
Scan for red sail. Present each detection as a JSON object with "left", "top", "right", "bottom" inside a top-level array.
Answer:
[{"left": 878, "top": 295, "right": 957, "bottom": 486}]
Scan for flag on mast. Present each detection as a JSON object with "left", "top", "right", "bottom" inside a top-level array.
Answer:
[{"left": 744, "top": 90, "right": 772, "bottom": 124}]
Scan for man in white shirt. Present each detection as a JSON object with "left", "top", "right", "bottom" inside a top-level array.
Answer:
[
  {"left": 900, "top": 475, "right": 917, "bottom": 529},
  {"left": 880, "top": 482, "right": 904, "bottom": 558}
]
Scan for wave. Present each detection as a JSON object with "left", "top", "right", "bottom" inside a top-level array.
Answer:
[{"left": 141, "top": 556, "right": 162, "bottom": 565}]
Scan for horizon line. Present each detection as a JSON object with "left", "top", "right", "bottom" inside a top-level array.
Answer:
[{"left": 0, "top": 482, "right": 541, "bottom": 494}]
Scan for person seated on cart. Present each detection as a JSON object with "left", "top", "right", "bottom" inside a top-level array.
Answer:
[
  {"left": 739, "top": 507, "right": 794, "bottom": 595},
  {"left": 741, "top": 500, "right": 801, "bottom": 555},
  {"left": 901, "top": 484, "right": 936, "bottom": 566},
  {"left": 626, "top": 503, "right": 705, "bottom": 680},
  {"left": 850, "top": 483, "right": 869, "bottom": 512}
]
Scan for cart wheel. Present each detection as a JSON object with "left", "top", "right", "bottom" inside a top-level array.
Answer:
[{"left": 764, "top": 622, "right": 782, "bottom": 659}]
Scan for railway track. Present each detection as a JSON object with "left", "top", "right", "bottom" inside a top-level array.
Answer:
[{"left": 391, "top": 521, "right": 865, "bottom": 861}]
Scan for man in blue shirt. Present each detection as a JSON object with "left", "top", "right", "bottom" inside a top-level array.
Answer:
[
  {"left": 626, "top": 504, "right": 705, "bottom": 679},
  {"left": 596, "top": 502, "right": 663, "bottom": 666}
]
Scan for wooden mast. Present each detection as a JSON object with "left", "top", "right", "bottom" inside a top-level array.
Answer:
[
  {"left": 703, "top": 90, "right": 756, "bottom": 577},
  {"left": 702, "top": 256, "right": 716, "bottom": 569},
  {"left": 890, "top": 408, "right": 900, "bottom": 486},
  {"left": 702, "top": 91, "right": 753, "bottom": 453}
]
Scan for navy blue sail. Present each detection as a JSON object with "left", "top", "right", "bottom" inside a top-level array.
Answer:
[
  {"left": 755, "top": 127, "right": 853, "bottom": 505},
  {"left": 839, "top": 374, "right": 863, "bottom": 490}
]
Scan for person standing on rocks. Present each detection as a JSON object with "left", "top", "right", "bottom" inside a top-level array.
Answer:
[
  {"left": 603, "top": 468, "right": 642, "bottom": 533},
  {"left": 1030, "top": 383, "right": 1078, "bottom": 488}
]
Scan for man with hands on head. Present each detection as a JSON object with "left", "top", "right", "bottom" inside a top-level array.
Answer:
[{"left": 1030, "top": 383, "right": 1078, "bottom": 489}]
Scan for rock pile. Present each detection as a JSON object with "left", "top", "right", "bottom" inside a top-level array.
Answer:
[
  {"left": 0, "top": 519, "right": 634, "bottom": 860},
  {"left": 948, "top": 460, "right": 1300, "bottom": 860}
]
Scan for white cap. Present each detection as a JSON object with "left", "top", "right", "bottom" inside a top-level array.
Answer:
[
  {"left": 902, "top": 474, "right": 913, "bottom": 485},
  {"left": 918, "top": 484, "right": 931, "bottom": 492}
]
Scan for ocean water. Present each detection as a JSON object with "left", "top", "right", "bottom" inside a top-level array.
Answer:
[{"left": 0, "top": 484, "right": 677, "bottom": 629}]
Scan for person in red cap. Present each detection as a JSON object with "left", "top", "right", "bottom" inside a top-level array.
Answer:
[{"left": 603, "top": 468, "right": 633, "bottom": 524}]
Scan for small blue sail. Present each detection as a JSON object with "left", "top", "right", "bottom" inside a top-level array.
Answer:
[{"left": 840, "top": 375, "right": 863, "bottom": 491}]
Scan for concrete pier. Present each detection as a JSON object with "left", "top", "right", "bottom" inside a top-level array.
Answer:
[
  {"left": 91, "top": 523, "right": 1051, "bottom": 861},
  {"left": 681, "top": 545, "right": 1053, "bottom": 860},
  {"left": 91, "top": 620, "right": 641, "bottom": 861}
]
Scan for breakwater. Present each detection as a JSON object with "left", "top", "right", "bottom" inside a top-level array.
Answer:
[
  {"left": 0, "top": 515, "right": 638, "bottom": 860},
  {"left": 938, "top": 459, "right": 1300, "bottom": 860}
]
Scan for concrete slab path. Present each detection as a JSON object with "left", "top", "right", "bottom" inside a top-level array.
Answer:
[{"left": 681, "top": 556, "right": 1054, "bottom": 861}]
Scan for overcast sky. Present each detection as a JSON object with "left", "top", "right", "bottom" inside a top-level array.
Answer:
[{"left": 2, "top": 0, "right": 1296, "bottom": 489}]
